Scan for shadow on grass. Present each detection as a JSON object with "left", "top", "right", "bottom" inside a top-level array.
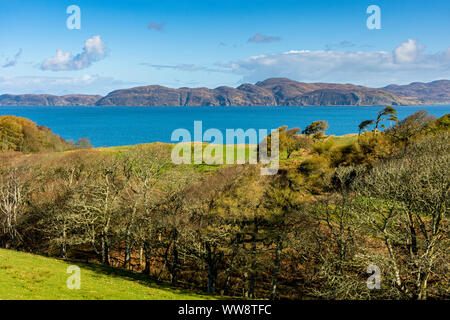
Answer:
[{"left": 59, "top": 258, "right": 220, "bottom": 300}]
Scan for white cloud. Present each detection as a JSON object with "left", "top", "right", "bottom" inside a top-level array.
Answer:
[
  {"left": 221, "top": 40, "right": 450, "bottom": 86},
  {"left": 40, "top": 35, "right": 107, "bottom": 71},
  {"left": 393, "top": 39, "right": 423, "bottom": 63},
  {"left": 0, "top": 74, "right": 136, "bottom": 95}
]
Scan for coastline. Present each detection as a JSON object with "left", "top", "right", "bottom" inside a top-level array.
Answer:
[{"left": 2, "top": 103, "right": 450, "bottom": 107}]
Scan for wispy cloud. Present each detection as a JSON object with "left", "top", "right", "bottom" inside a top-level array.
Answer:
[
  {"left": 40, "top": 35, "right": 107, "bottom": 71},
  {"left": 325, "top": 40, "right": 356, "bottom": 50},
  {"left": 248, "top": 33, "right": 281, "bottom": 44},
  {"left": 148, "top": 22, "right": 165, "bottom": 31},
  {"left": 2, "top": 49, "right": 22, "bottom": 68},
  {"left": 140, "top": 63, "right": 229, "bottom": 73},
  {"left": 0, "top": 74, "right": 136, "bottom": 95},
  {"left": 220, "top": 39, "right": 450, "bottom": 87}
]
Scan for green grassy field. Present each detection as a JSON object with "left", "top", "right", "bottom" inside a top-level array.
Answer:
[{"left": 0, "top": 249, "right": 214, "bottom": 300}]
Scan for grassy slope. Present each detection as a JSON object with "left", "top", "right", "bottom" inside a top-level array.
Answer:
[{"left": 0, "top": 249, "right": 214, "bottom": 300}]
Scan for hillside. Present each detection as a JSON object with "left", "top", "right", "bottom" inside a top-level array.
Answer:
[
  {"left": 2, "top": 78, "right": 450, "bottom": 106},
  {"left": 383, "top": 80, "right": 450, "bottom": 104},
  {"left": 0, "top": 249, "right": 213, "bottom": 300},
  {"left": 254, "top": 78, "right": 418, "bottom": 105}
]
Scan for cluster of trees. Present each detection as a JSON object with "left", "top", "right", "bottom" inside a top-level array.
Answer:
[
  {"left": 0, "top": 115, "right": 92, "bottom": 153},
  {"left": 269, "top": 120, "right": 329, "bottom": 159},
  {"left": 0, "top": 110, "right": 448, "bottom": 299}
]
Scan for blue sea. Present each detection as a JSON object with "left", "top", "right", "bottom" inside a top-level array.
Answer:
[{"left": 1, "top": 106, "right": 449, "bottom": 147}]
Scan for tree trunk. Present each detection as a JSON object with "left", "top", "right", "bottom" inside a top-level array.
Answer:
[
  {"left": 206, "top": 242, "right": 217, "bottom": 294},
  {"left": 60, "top": 243, "right": 67, "bottom": 259},
  {"left": 269, "top": 235, "right": 282, "bottom": 300},
  {"left": 167, "top": 231, "right": 179, "bottom": 285},
  {"left": 60, "top": 228, "right": 67, "bottom": 259},
  {"left": 101, "top": 236, "right": 110, "bottom": 265},
  {"left": 101, "top": 239, "right": 106, "bottom": 263},
  {"left": 249, "top": 219, "right": 258, "bottom": 299},
  {"left": 224, "top": 241, "right": 238, "bottom": 296},
  {"left": 143, "top": 244, "right": 151, "bottom": 275},
  {"left": 105, "top": 242, "right": 110, "bottom": 265},
  {"left": 139, "top": 246, "right": 143, "bottom": 268},
  {"left": 124, "top": 242, "right": 131, "bottom": 269},
  {"left": 123, "top": 207, "right": 136, "bottom": 269},
  {"left": 417, "top": 271, "right": 430, "bottom": 300}
]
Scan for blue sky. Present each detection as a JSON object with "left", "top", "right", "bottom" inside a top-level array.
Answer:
[{"left": 0, "top": 0, "right": 449, "bottom": 95}]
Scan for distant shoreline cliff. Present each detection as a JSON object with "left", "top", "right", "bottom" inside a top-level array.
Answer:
[{"left": 1, "top": 78, "right": 449, "bottom": 107}]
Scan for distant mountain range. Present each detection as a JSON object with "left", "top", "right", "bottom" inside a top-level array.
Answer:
[
  {"left": 1, "top": 78, "right": 449, "bottom": 106},
  {"left": 0, "top": 94, "right": 101, "bottom": 106}
]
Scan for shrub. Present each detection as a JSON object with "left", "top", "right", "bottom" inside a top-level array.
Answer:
[
  {"left": 298, "top": 154, "right": 333, "bottom": 193},
  {"left": 433, "top": 113, "right": 449, "bottom": 131},
  {"left": 312, "top": 139, "right": 335, "bottom": 155},
  {"left": 75, "top": 137, "right": 94, "bottom": 149}
]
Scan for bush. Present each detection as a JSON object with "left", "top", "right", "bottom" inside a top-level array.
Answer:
[
  {"left": 312, "top": 139, "right": 335, "bottom": 155},
  {"left": 75, "top": 137, "right": 93, "bottom": 149},
  {"left": 298, "top": 154, "right": 333, "bottom": 193},
  {"left": 433, "top": 113, "right": 449, "bottom": 131},
  {"left": 330, "top": 142, "right": 360, "bottom": 166}
]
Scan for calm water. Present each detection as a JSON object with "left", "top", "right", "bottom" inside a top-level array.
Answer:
[{"left": 1, "top": 106, "right": 449, "bottom": 147}]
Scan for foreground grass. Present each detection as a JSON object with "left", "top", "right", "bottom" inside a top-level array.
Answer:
[{"left": 0, "top": 249, "right": 214, "bottom": 300}]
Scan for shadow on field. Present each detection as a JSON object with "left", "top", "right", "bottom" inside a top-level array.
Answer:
[{"left": 60, "top": 258, "right": 218, "bottom": 299}]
